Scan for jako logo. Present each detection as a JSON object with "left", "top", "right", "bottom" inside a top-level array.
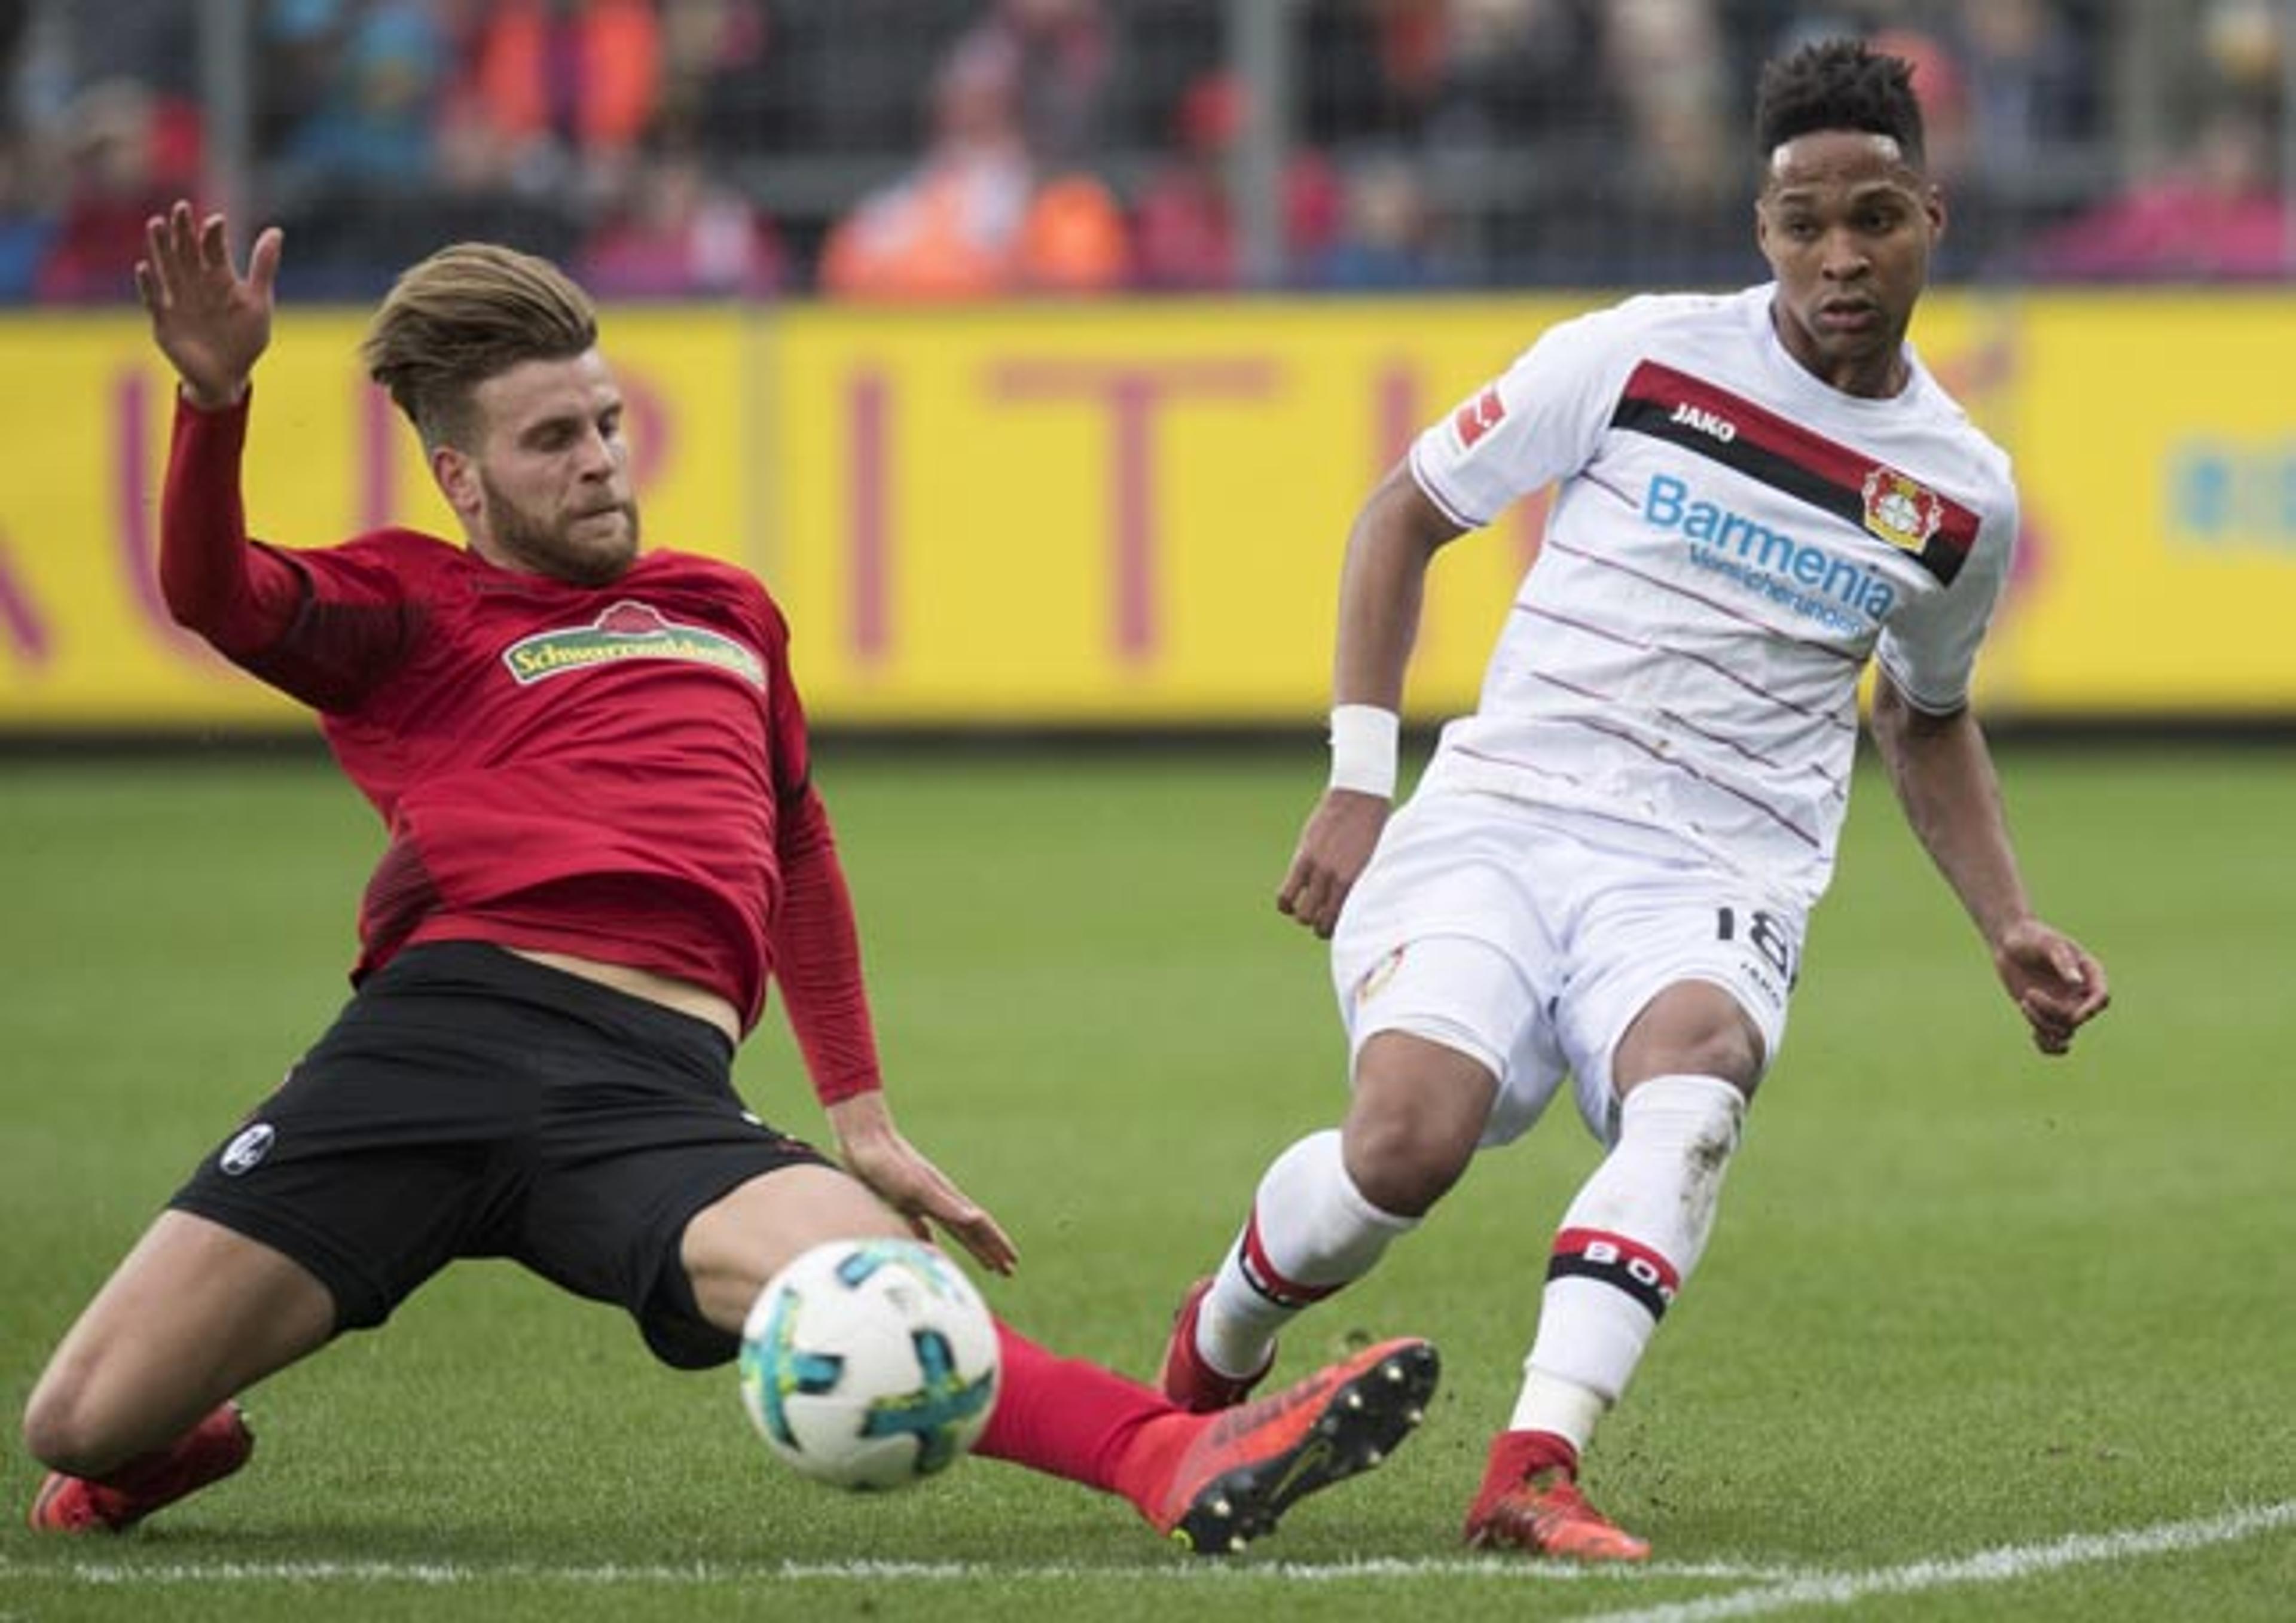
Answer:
[
  {"left": 1669, "top": 401, "right": 1738, "bottom": 442},
  {"left": 1644, "top": 474, "right": 1896, "bottom": 620},
  {"left": 220, "top": 1123, "right": 276, "bottom": 1176}
]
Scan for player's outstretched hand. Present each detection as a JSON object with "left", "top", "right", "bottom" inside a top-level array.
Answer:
[
  {"left": 1992, "top": 917, "right": 2110, "bottom": 1056},
  {"left": 825, "top": 1093, "right": 1019, "bottom": 1277},
  {"left": 134, "top": 200, "right": 282, "bottom": 410},
  {"left": 1277, "top": 788, "right": 1391, "bottom": 939}
]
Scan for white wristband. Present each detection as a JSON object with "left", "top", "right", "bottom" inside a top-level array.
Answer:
[{"left": 1327, "top": 704, "right": 1400, "bottom": 798}]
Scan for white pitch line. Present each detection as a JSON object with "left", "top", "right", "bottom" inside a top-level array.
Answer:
[
  {"left": 1577, "top": 1499, "right": 2296, "bottom": 1623},
  {"left": 1, "top": 1555, "right": 1787, "bottom": 1588},
  {"left": 1, "top": 1502, "right": 2288, "bottom": 1601}
]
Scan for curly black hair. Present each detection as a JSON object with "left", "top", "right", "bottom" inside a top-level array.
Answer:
[{"left": 1754, "top": 38, "right": 1926, "bottom": 168}]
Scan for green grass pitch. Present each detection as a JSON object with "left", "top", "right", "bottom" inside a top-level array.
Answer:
[{"left": 2, "top": 741, "right": 2292, "bottom": 1621}]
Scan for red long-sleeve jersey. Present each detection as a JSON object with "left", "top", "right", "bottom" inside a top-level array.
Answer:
[{"left": 160, "top": 392, "right": 880, "bottom": 1104}]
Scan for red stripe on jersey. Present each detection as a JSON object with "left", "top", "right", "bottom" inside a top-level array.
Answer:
[{"left": 1619, "top": 361, "right": 1980, "bottom": 565}]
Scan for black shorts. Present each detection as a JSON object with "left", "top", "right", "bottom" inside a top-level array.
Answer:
[{"left": 170, "top": 941, "right": 833, "bottom": 1369}]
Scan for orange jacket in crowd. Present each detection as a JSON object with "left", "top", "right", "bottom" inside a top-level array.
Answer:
[{"left": 471, "top": 0, "right": 660, "bottom": 154}]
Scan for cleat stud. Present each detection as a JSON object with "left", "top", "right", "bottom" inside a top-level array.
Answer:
[
  {"left": 1345, "top": 1392, "right": 1365, "bottom": 1411},
  {"left": 1212, "top": 1497, "right": 1232, "bottom": 1517},
  {"left": 1229, "top": 1536, "right": 1248, "bottom": 1554},
  {"left": 1406, "top": 1408, "right": 1425, "bottom": 1424},
  {"left": 1366, "top": 1448, "right": 1385, "bottom": 1465}
]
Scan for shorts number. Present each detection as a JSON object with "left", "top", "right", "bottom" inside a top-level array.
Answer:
[{"left": 1717, "top": 905, "right": 1799, "bottom": 987}]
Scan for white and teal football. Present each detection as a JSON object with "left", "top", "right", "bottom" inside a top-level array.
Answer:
[{"left": 738, "top": 1237, "right": 1000, "bottom": 1491}]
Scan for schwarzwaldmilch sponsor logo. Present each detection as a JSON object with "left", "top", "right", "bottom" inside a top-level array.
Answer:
[{"left": 501, "top": 601, "right": 765, "bottom": 688}]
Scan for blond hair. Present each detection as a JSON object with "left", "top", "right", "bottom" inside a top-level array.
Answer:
[{"left": 359, "top": 243, "right": 599, "bottom": 450}]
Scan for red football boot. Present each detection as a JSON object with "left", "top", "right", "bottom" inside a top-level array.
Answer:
[
  {"left": 1463, "top": 1467, "right": 1650, "bottom": 1561},
  {"left": 1144, "top": 1337, "right": 1437, "bottom": 1555},
  {"left": 28, "top": 1402, "right": 255, "bottom": 1533}
]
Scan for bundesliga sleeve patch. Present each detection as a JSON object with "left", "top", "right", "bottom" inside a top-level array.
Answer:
[
  {"left": 1452, "top": 385, "right": 1507, "bottom": 450},
  {"left": 1610, "top": 361, "right": 1979, "bottom": 585}
]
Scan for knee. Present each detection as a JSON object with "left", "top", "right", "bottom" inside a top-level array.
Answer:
[
  {"left": 1632, "top": 1035, "right": 1763, "bottom": 1097},
  {"left": 1342, "top": 1106, "right": 1477, "bottom": 1217},
  {"left": 22, "top": 1374, "right": 113, "bottom": 1478},
  {"left": 1614, "top": 986, "right": 1767, "bottom": 1097},
  {"left": 1342, "top": 1036, "right": 1496, "bottom": 1216}
]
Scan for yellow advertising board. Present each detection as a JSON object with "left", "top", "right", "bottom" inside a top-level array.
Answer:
[
  {"left": 2, "top": 293, "right": 2292, "bottom": 731},
  {"left": 1926, "top": 292, "right": 2296, "bottom": 716},
  {"left": 0, "top": 308, "right": 757, "bottom": 728},
  {"left": 763, "top": 299, "right": 1553, "bottom": 722}
]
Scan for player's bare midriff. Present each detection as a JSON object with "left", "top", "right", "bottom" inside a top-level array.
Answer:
[{"left": 505, "top": 947, "right": 741, "bottom": 1046}]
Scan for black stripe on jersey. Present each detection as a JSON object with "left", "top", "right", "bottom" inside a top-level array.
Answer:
[
  {"left": 1610, "top": 364, "right": 1975, "bottom": 587},
  {"left": 1613, "top": 394, "right": 1867, "bottom": 530}
]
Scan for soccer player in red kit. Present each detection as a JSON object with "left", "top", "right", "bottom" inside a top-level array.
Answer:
[{"left": 20, "top": 200, "right": 1437, "bottom": 1552}]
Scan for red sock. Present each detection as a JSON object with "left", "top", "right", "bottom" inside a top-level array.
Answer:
[
  {"left": 1474, "top": 1428, "right": 1579, "bottom": 1505},
  {"left": 973, "top": 1320, "right": 1195, "bottom": 1503},
  {"left": 95, "top": 1415, "right": 223, "bottom": 1496},
  {"left": 95, "top": 1444, "right": 183, "bottom": 1496}
]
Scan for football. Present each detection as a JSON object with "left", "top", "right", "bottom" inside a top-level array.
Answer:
[{"left": 738, "top": 1237, "right": 1001, "bottom": 1491}]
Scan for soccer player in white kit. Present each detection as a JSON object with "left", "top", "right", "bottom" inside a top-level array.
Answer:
[{"left": 1156, "top": 38, "right": 2111, "bottom": 1560}]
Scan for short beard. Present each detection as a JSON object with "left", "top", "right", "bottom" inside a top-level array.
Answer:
[{"left": 479, "top": 474, "right": 640, "bottom": 587}]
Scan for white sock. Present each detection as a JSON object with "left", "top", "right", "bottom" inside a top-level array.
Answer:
[
  {"left": 1509, "top": 1366, "right": 1608, "bottom": 1456},
  {"left": 1196, "top": 1129, "right": 1418, "bottom": 1377},
  {"left": 1515, "top": 1075, "right": 1745, "bottom": 1431}
]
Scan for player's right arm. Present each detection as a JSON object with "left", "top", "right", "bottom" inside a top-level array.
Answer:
[
  {"left": 1277, "top": 463, "right": 1466, "bottom": 939},
  {"left": 139, "top": 202, "right": 409, "bottom": 709},
  {"left": 1279, "top": 308, "right": 1632, "bottom": 939},
  {"left": 136, "top": 202, "right": 299, "bottom": 655},
  {"left": 136, "top": 200, "right": 279, "bottom": 412}
]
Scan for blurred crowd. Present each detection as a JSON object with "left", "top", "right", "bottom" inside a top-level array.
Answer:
[{"left": 0, "top": 0, "right": 2288, "bottom": 305}]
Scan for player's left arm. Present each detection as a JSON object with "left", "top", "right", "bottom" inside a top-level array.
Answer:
[
  {"left": 1868, "top": 672, "right": 2110, "bottom": 1055},
  {"left": 762, "top": 624, "right": 1018, "bottom": 1275},
  {"left": 774, "top": 788, "right": 1018, "bottom": 1277},
  {"left": 822, "top": 1091, "right": 1019, "bottom": 1278}
]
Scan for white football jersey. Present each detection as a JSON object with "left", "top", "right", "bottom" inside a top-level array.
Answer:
[{"left": 1408, "top": 284, "right": 2017, "bottom": 910}]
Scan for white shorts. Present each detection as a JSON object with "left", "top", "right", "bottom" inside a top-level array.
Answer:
[{"left": 1331, "top": 789, "right": 1803, "bottom": 1149}]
